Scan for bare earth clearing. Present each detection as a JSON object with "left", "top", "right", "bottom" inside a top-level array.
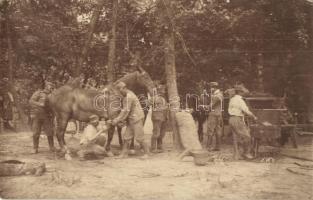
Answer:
[{"left": 0, "top": 131, "right": 312, "bottom": 200}]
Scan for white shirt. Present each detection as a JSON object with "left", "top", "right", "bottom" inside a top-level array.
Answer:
[
  {"left": 228, "top": 95, "right": 253, "bottom": 117},
  {"left": 80, "top": 123, "right": 107, "bottom": 145}
]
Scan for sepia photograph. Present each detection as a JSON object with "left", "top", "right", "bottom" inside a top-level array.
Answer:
[{"left": 0, "top": 0, "right": 312, "bottom": 199}]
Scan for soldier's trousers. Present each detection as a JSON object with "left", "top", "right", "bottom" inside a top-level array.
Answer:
[
  {"left": 31, "top": 116, "right": 54, "bottom": 137},
  {"left": 151, "top": 120, "right": 166, "bottom": 149},
  {"left": 206, "top": 114, "right": 222, "bottom": 137},
  {"left": 77, "top": 135, "right": 106, "bottom": 159}
]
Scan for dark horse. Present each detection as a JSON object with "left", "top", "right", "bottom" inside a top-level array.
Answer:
[
  {"left": 187, "top": 92, "right": 210, "bottom": 142},
  {"left": 48, "top": 69, "right": 155, "bottom": 154}
]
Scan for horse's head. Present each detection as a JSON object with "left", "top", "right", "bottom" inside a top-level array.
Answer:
[
  {"left": 116, "top": 67, "right": 156, "bottom": 95},
  {"left": 135, "top": 66, "right": 156, "bottom": 95}
]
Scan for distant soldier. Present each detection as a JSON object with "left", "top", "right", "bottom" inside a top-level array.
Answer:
[
  {"left": 150, "top": 85, "right": 168, "bottom": 153},
  {"left": 273, "top": 98, "right": 296, "bottom": 147},
  {"left": 0, "top": 78, "right": 15, "bottom": 130},
  {"left": 29, "top": 81, "right": 55, "bottom": 154},
  {"left": 203, "top": 82, "right": 223, "bottom": 151}
]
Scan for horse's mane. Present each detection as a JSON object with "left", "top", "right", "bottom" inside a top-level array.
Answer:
[{"left": 114, "top": 71, "right": 139, "bottom": 85}]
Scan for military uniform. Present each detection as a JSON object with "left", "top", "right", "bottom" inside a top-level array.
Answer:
[
  {"left": 29, "top": 89, "right": 54, "bottom": 153},
  {"left": 150, "top": 94, "right": 168, "bottom": 152},
  {"left": 205, "top": 89, "right": 223, "bottom": 150},
  {"left": 112, "top": 83, "right": 149, "bottom": 158}
]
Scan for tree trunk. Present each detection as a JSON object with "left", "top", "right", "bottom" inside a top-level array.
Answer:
[
  {"left": 309, "top": 5, "right": 313, "bottom": 123},
  {"left": 164, "top": 31, "right": 182, "bottom": 150},
  {"left": 158, "top": 0, "right": 182, "bottom": 150},
  {"left": 76, "top": 0, "right": 105, "bottom": 77},
  {"left": 256, "top": 53, "right": 265, "bottom": 92},
  {"left": 107, "top": 0, "right": 118, "bottom": 83},
  {"left": 5, "top": 8, "right": 26, "bottom": 128}
]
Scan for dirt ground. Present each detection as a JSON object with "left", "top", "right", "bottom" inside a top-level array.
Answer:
[{"left": 0, "top": 130, "right": 313, "bottom": 200}]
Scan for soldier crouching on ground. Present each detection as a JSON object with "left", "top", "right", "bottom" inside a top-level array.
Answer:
[
  {"left": 29, "top": 81, "right": 55, "bottom": 154},
  {"left": 77, "top": 115, "right": 107, "bottom": 160}
]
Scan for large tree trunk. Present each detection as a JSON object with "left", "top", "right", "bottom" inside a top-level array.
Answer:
[
  {"left": 308, "top": 6, "right": 313, "bottom": 123},
  {"left": 76, "top": 0, "right": 105, "bottom": 77},
  {"left": 164, "top": 31, "right": 182, "bottom": 150},
  {"left": 158, "top": 0, "right": 182, "bottom": 150},
  {"left": 107, "top": 0, "right": 118, "bottom": 83},
  {"left": 5, "top": 7, "right": 25, "bottom": 129}
]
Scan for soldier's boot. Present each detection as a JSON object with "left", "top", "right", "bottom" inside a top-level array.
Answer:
[
  {"left": 116, "top": 140, "right": 130, "bottom": 159},
  {"left": 157, "top": 138, "right": 164, "bottom": 153},
  {"left": 47, "top": 136, "right": 55, "bottom": 152},
  {"left": 32, "top": 135, "right": 40, "bottom": 154},
  {"left": 202, "top": 135, "right": 209, "bottom": 150},
  {"left": 150, "top": 138, "right": 158, "bottom": 153},
  {"left": 243, "top": 142, "right": 254, "bottom": 160},
  {"left": 139, "top": 141, "right": 150, "bottom": 159},
  {"left": 212, "top": 135, "right": 221, "bottom": 151}
]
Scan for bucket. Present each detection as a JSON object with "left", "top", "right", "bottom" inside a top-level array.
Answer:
[{"left": 191, "top": 150, "right": 209, "bottom": 166}]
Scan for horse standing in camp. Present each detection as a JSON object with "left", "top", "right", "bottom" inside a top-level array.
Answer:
[{"left": 48, "top": 68, "right": 155, "bottom": 157}]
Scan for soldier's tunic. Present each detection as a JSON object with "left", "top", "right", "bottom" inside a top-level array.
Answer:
[
  {"left": 29, "top": 90, "right": 53, "bottom": 137},
  {"left": 150, "top": 95, "right": 168, "bottom": 145},
  {"left": 113, "top": 90, "right": 145, "bottom": 142},
  {"left": 207, "top": 89, "right": 223, "bottom": 137}
]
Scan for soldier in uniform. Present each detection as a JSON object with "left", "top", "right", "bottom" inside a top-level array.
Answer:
[
  {"left": 77, "top": 115, "right": 107, "bottom": 160},
  {"left": 110, "top": 81, "right": 150, "bottom": 159},
  {"left": 29, "top": 81, "right": 55, "bottom": 154},
  {"left": 150, "top": 84, "right": 168, "bottom": 153},
  {"left": 203, "top": 82, "right": 224, "bottom": 151}
]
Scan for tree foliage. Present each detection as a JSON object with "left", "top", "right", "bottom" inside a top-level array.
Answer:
[{"left": 0, "top": 0, "right": 312, "bottom": 116}]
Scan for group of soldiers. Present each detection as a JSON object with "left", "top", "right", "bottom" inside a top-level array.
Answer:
[
  {"left": 28, "top": 80, "right": 169, "bottom": 160},
  {"left": 195, "top": 82, "right": 258, "bottom": 160}
]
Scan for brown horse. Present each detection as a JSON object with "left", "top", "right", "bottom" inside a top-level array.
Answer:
[{"left": 48, "top": 69, "right": 155, "bottom": 153}]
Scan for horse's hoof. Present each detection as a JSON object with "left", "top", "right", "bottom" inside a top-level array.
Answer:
[
  {"left": 261, "top": 157, "right": 275, "bottom": 163},
  {"left": 114, "top": 154, "right": 129, "bottom": 159},
  {"left": 65, "top": 153, "right": 72, "bottom": 161},
  {"left": 32, "top": 149, "right": 38, "bottom": 154},
  {"left": 139, "top": 154, "right": 149, "bottom": 160},
  {"left": 129, "top": 150, "right": 136, "bottom": 155},
  {"left": 106, "top": 151, "right": 114, "bottom": 157}
]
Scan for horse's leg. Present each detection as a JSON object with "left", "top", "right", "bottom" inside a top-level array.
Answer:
[
  {"left": 56, "top": 113, "right": 69, "bottom": 150},
  {"left": 105, "top": 126, "right": 115, "bottom": 157},
  {"left": 198, "top": 119, "right": 203, "bottom": 142},
  {"left": 117, "top": 126, "right": 123, "bottom": 148}
]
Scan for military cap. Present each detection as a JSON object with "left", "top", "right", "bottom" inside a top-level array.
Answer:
[
  {"left": 114, "top": 81, "right": 126, "bottom": 90},
  {"left": 89, "top": 115, "right": 99, "bottom": 123},
  {"left": 208, "top": 82, "right": 219, "bottom": 87}
]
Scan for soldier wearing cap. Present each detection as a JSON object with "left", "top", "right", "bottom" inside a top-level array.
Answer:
[
  {"left": 77, "top": 115, "right": 107, "bottom": 160},
  {"left": 110, "top": 81, "right": 150, "bottom": 159},
  {"left": 149, "top": 84, "right": 168, "bottom": 153},
  {"left": 228, "top": 84, "right": 257, "bottom": 160},
  {"left": 29, "top": 81, "right": 55, "bottom": 154},
  {"left": 203, "top": 82, "right": 224, "bottom": 151}
]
